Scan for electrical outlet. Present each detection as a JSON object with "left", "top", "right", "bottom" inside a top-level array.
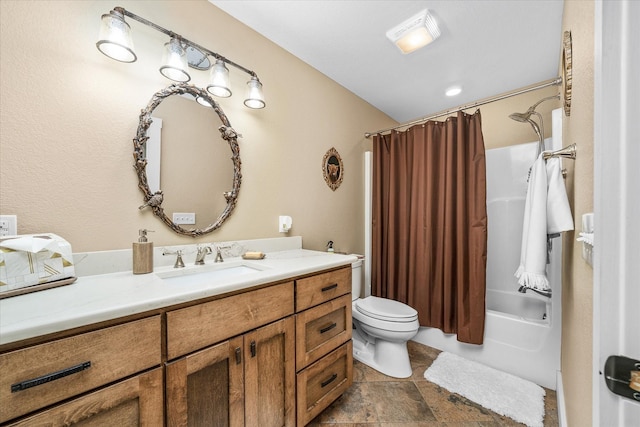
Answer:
[
  {"left": 0, "top": 215, "right": 17, "bottom": 236},
  {"left": 172, "top": 212, "right": 196, "bottom": 225}
]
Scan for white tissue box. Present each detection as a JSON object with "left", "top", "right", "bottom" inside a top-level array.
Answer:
[{"left": 0, "top": 233, "right": 75, "bottom": 293}]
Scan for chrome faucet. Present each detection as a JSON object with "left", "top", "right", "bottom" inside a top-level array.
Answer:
[
  {"left": 213, "top": 244, "right": 231, "bottom": 263},
  {"left": 163, "top": 249, "right": 185, "bottom": 268},
  {"left": 195, "top": 245, "right": 213, "bottom": 265}
]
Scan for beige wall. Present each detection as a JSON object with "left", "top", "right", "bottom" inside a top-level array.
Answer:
[
  {"left": 560, "top": 2, "right": 595, "bottom": 426},
  {"left": 0, "top": 0, "right": 397, "bottom": 254}
]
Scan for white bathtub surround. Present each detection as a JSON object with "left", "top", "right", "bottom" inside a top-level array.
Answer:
[
  {"left": 515, "top": 154, "right": 573, "bottom": 293},
  {"left": 415, "top": 133, "right": 563, "bottom": 390},
  {"left": 0, "top": 236, "right": 356, "bottom": 345},
  {"left": 425, "top": 352, "right": 546, "bottom": 427}
]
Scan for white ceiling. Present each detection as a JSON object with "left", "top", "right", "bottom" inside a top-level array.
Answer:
[{"left": 210, "top": 0, "right": 564, "bottom": 123}]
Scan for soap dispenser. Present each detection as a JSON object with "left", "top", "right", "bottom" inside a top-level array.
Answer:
[{"left": 133, "top": 229, "right": 154, "bottom": 274}]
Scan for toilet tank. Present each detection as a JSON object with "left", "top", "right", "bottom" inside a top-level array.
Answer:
[{"left": 351, "top": 257, "right": 363, "bottom": 301}]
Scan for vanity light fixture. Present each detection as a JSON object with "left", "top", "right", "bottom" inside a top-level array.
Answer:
[
  {"left": 386, "top": 9, "right": 441, "bottom": 54},
  {"left": 207, "top": 60, "right": 232, "bottom": 98},
  {"left": 96, "top": 8, "right": 136, "bottom": 63},
  {"left": 96, "top": 6, "right": 265, "bottom": 108},
  {"left": 159, "top": 37, "right": 190, "bottom": 82},
  {"left": 244, "top": 76, "right": 266, "bottom": 109}
]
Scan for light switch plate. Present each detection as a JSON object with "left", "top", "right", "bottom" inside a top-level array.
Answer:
[{"left": 0, "top": 215, "right": 17, "bottom": 236}]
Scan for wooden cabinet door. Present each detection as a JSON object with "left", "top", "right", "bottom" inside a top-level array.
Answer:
[
  {"left": 7, "top": 368, "right": 163, "bottom": 426},
  {"left": 166, "top": 337, "right": 245, "bottom": 427},
  {"left": 244, "top": 317, "right": 295, "bottom": 427}
]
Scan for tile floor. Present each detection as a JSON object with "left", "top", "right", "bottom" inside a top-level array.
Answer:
[{"left": 309, "top": 341, "right": 559, "bottom": 427}]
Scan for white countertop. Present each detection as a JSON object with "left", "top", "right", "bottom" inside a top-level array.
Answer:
[{"left": 0, "top": 248, "right": 357, "bottom": 346}]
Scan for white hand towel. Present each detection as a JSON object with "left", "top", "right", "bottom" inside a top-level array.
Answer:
[
  {"left": 546, "top": 158, "right": 574, "bottom": 234},
  {"left": 515, "top": 154, "right": 573, "bottom": 292}
]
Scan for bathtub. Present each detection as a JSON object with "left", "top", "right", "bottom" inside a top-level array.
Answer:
[
  {"left": 413, "top": 127, "right": 563, "bottom": 390},
  {"left": 484, "top": 289, "right": 552, "bottom": 352}
]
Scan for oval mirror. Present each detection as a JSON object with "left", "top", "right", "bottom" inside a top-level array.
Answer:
[{"left": 134, "top": 83, "right": 241, "bottom": 237}]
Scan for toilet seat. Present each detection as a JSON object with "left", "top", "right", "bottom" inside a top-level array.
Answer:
[{"left": 355, "top": 296, "right": 418, "bottom": 322}]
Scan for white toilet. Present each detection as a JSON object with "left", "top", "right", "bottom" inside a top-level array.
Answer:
[{"left": 350, "top": 258, "right": 420, "bottom": 378}]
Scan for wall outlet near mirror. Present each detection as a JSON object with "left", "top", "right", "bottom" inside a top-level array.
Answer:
[
  {"left": 0, "top": 215, "right": 17, "bottom": 236},
  {"left": 173, "top": 213, "right": 196, "bottom": 225}
]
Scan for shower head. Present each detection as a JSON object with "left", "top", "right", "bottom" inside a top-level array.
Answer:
[
  {"left": 509, "top": 94, "right": 559, "bottom": 157},
  {"left": 508, "top": 111, "right": 533, "bottom": 122},
  {"left": 509, "top": 94, "right": 560, "bottom": 123}
]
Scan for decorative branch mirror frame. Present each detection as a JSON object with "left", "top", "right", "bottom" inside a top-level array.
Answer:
[
  {"left": 562, "top": 30, "right": 572, "bottom": 117},
  {"left": 133, "top": 83, "right": 242, "bottom": 237},
  {"left": 322, "top": 147, "right": 344, "bottom": 191}
]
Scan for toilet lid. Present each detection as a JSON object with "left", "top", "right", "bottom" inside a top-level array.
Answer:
[{"left": 355, "top": 296, "right": 418, "bottom": 322}]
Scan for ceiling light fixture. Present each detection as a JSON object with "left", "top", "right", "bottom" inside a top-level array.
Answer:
[
  {"left": 386, "top": 9, "right": 441, "bottom": 54},
  {"left": 445, "top": 86, "right": 462, "bottom": 97},
  {"left": 96, "top": 6, "right": 265, "bottom": 108}
]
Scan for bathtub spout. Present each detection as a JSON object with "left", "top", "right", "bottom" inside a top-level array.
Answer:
[{"left": 518, "top": 285, "right": 552, "bottom": 298}]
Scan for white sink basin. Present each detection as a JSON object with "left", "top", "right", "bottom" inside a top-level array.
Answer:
[{"left": 156, "top": 261, "right": 267, "bottom": 286}]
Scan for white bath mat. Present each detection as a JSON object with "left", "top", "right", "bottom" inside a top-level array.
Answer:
[{"left": 424, "top": 352, "right": 545, "bottom": 427}]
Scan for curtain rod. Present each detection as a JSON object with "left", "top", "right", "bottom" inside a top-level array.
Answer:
[{"left": 364, "top": 77, "right": 562, "bottom": 138}]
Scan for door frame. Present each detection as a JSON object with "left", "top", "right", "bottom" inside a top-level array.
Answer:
[{"left": 593, "top": 0, "right": 640, "bottom": 425}]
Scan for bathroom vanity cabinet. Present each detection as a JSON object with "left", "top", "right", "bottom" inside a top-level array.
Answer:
[
  {"left": 0, "top": 316, "right": 163, "bottom": 425},
  {"left": 0, "top": 264, "right": 353, "bottom": 426}
]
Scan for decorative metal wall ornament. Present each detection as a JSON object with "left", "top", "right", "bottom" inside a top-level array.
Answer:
[
  {"left": 562, "top": 30, "right": 572, "bottom": 116},
  {"left": 322, "top": 147, "right": 344, "bottom": 191},
  {"left": 133, "top": 83, "right": 242, "bottom": 237}
]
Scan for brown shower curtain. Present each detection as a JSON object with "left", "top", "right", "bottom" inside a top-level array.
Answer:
[{"left": 372, "top": 110, "right": 487, "bottom": 344}]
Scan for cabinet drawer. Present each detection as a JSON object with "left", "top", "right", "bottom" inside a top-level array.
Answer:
[
  {"left": 0, "top": 316, "right": 161, "bottom": 424},
  {"left": 296, "top": 341, "right": 353, "bottom": 427},
  {"left": 167, "top": 281, "right": 294, "bottom": 359},
  {"left": 295, "top": 294, "right": 352, "bottom": 370},
  {"left": 6, "top": 368, "right": 164, "bottom": 426},
  {"left": 295, "top": 267, "right": 351, "bottom": 311}
]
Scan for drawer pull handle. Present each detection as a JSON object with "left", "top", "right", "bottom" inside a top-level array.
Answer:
[
  {"left": 11, "top": 361, "right": 91, "bottom": 393},
  {"left": 321, "top": 373, "right": 338, "bottom": 388},
  {"left": 250, "top": 341, "right": 256, "bottom": 358},
  {"left": 320, "top": 322, "right": 337, "bottom": 334},
  {"left": 321, "top": 283, "right": 338, "bottom": 292},
  {"left": 235, "top": 347, "right": 242, "bottom": 365}
]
